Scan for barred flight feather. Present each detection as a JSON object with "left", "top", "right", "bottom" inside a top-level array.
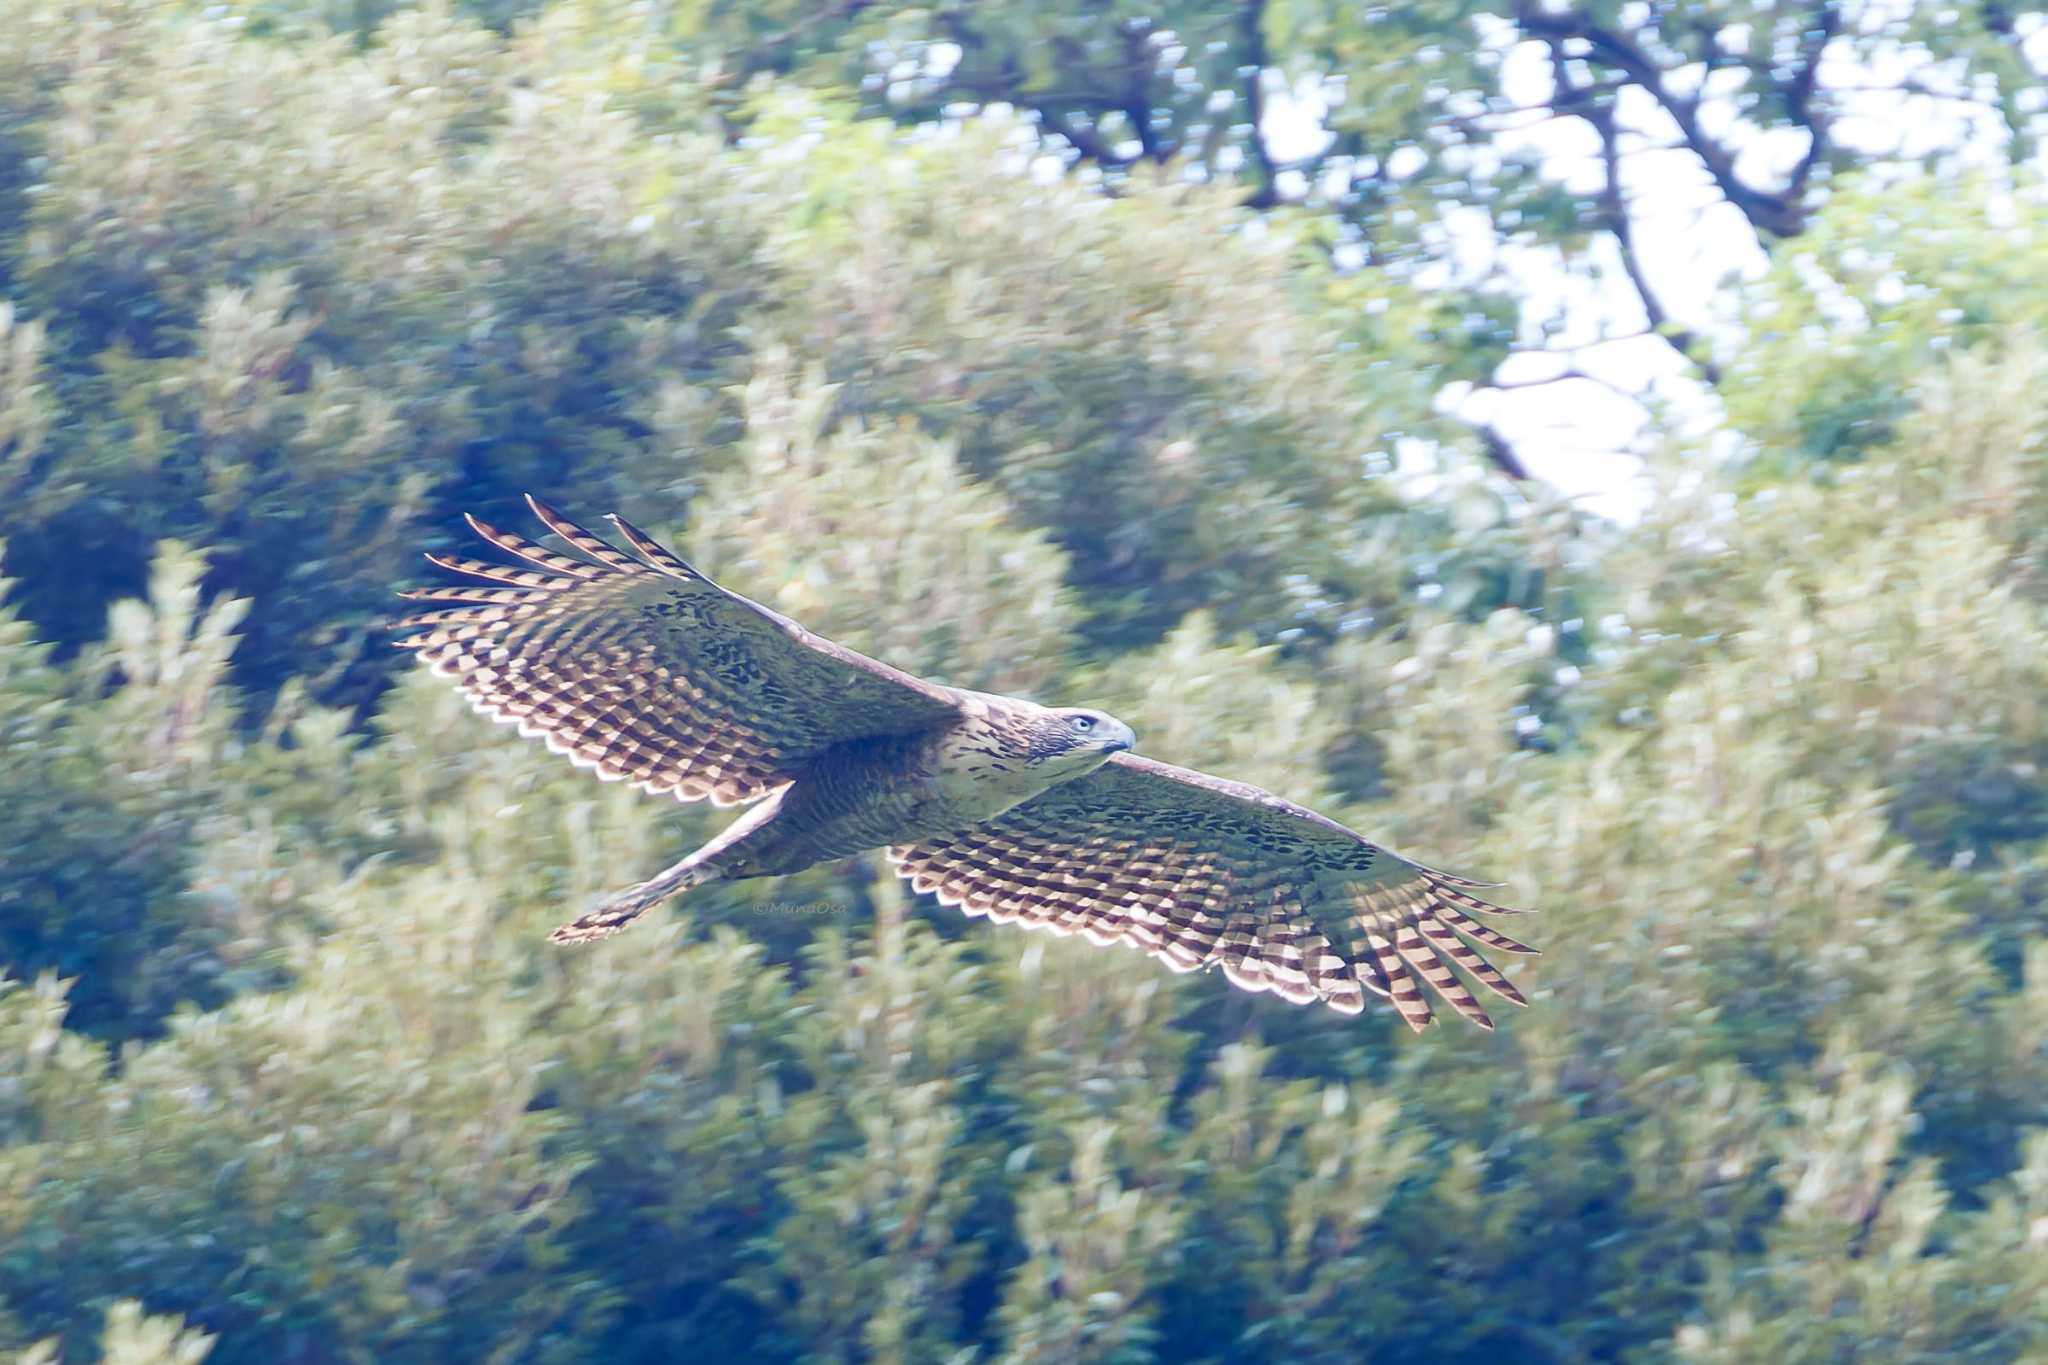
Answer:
[
  {"left": 392, "top": 495, "right": 962, "bottom": 807},
  {"left": 889, "top": 753, "right": 1536, "bottom": 1031}
]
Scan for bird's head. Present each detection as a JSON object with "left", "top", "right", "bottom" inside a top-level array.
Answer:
[{"left": 1026, "top": 707, "right": 1137, "bottom": 777}]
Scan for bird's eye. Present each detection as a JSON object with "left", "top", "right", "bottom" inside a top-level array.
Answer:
[{"left": 1070, "top": 715, "right": 1096, "bottom": 732}]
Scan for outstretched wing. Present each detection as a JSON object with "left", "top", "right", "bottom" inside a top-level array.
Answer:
[
  {"left": 393, "top": 495, "right": 963, "bottom": 805},
  {"left": 888, "top": 753, "right": 1537, "bottom": 1030}
]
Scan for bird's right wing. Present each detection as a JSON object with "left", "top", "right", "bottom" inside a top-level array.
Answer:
[
  {"left": 393, "top": 496, "right": 964, "bottom": 806},
  {"left": 890, "top": 753, "right": 1537, "bottom": 1030}
]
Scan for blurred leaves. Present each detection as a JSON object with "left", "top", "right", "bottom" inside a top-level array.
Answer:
[
  {"left": 691, "top": 352, "right": 1080, "bottom": 697},
  {"left": 2, "top": 3, "right": 2048, "bottom": 1364}
]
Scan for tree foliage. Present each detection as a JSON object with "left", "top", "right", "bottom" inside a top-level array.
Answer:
[{"left": 2, "top": 2, "right": 2046, "bottom": 1362}]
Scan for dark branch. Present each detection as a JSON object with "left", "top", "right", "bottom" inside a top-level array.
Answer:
[
  {"left": 1240, "top": 0, "right": 1280, "bottom": 208},
  {"left": 1514, "top": 2, "right": 1827, "bottom": 237},
  {"left": 1580, "top": 85, "right": 1723, "bottom": 385},
  {"left": 1123, "top": 22, "right": 1166, "bottom": 162},
  {"left": 1782, "top": 4, "right": 1840, "bottom": 207},
  {"left": 1470, "top": 421, "right": 1534, "bottom": 482},
  {"left": 930, "top": 18, "right": 1176, "bottom": 171},
  {"left": 1489, "top": 360, "right": 1648, "bottom": 403},
  {"left": 1050, "top": 112, "right": 1137, "bottom": 169}
]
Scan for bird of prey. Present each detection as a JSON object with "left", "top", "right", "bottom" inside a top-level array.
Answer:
[{"left": 393, "top": 497, "right": 1538, "bottom": 1031}]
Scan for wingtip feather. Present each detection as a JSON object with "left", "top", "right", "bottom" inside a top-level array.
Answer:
[
  {"left": 522, "top": 491, "right": 574, "bottom": 534},
  {"left": 605, "top": 512, "right": 700, "bottom": 579}
]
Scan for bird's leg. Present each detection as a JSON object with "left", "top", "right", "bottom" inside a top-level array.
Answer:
[
  {"left": 550, "top": 856, "right": 722, "bottom": 943},
  {"left": 549, "top": 783, "right": 792, "bottom": 944}
]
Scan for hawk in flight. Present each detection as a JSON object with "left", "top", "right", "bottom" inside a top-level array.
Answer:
[{"left": 394, "top": 497, "right": 1538, "bottom": 1030}]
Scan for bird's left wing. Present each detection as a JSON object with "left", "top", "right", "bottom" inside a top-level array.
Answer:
[
  {"left": 888, "top": 753, "right": 1537, "bottom": 1030},
  {"left": 393, "top": 496, "right": 964, "bottom": 806}
]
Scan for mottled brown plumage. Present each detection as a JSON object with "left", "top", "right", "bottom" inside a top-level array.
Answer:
[{"left": 393, "top": 497, "right": 1539, "bottom": 1031}]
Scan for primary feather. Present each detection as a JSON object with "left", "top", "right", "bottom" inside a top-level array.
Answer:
[{"left": 394, "top": 495, "right": 960, "bottom": 805}]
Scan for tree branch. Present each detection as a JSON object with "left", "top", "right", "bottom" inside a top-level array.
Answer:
[
  {"left": 1781, "top": 3, "right": 1840, "bottom": 208},
  {"left": 1240, "top": 0, "right": 1280, "bottom": 208},
  {"left": 1123, "top": 22, "right": 1166, "bottom": 162},
  {"left": 1489, "top": 361, "right": 1648, "bottom": 403},
  {"left": 1514, "top": 2, "right": 1827, "bottom": 238},
  {"left": 1470, "top": 421, "right": 1534, "bottom": 482},
  {"left": 1581, "top": 89, "right": 1723, "bottom": 386},
  {"left": 1050, "top": 112, "right": 1138, "bottom": 169},
  {"left": 928, "top": 17, "right": 1176, "bottom": 171}
]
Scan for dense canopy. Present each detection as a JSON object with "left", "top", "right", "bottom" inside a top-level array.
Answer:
[{"left": 2, "top": 1, "right": 2047, "bottom": 1362}]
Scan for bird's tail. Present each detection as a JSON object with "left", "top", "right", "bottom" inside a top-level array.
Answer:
[{"left": 549, "top": 856, "right": 722, "bottom": 944}]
